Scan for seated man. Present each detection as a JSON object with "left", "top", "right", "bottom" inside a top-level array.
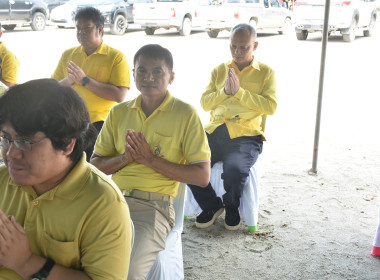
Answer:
[
  {"left": 0, "top": 23, "right": 20, "bottom": 87},
  {"left": 188, "top": 23, "right": 277, "bottom": 231},
  {"left": 0, "top": 79, "right": 132, "bottom": 280},
  {"left": 91, "top": 44, "right": 211, "bottom": 280}
]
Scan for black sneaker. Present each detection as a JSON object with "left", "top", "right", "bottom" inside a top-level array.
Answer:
[
  {"left": 224, "top": 206, "right": 241, "bottom": 231},
  {"left": 195, "top": 199, "right": 224, "bottom": 229}
]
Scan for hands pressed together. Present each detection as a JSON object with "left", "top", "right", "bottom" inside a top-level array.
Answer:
[
  {"left": 66, "top": 61, "right": 86, "bottom": 85},
  {"left": 224, "top": 68, "right": 240, "bottom": 96},
  {"left": 124, "top": 129, "right": 154, "bottom": 166},
  {"left": 0, "top": 209, "right": 32, "bottom": 274}
]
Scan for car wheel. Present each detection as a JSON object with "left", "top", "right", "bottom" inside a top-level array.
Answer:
[
  {"left": 179, "top": 17, "right": 191, "bottom": 36},
  {"left": 363, "top": 13, "right": 376, "bottom": 37},
  {"left": 207, "top": 30, "right": 219, "bottom": 38},
  {"left": 342, "top": 17, "right": 357, "bottom": 42},
  {"left": 111, "top": 14, "right": 127, "bottom": 35},
  {"left": 58, "top": 26, "right": 65, "bottom": 29},
  {"left": 145, "top": 27, "right": 155, "bottom": 35},
  {"left": 31, "top": 12, "right": 46, "bottom": 31},
  {"left": 296, "top": 30, "right": 308, "bottom": 40},
  {"left": 279, "top": 17, "right": 292, "bottom": 35},
  {"left": 2, "top": 24, "right": 16, "bottom": 31}
]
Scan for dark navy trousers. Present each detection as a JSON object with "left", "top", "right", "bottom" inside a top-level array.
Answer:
[{"left": 188, "top": 124, "right": 263, "bottom": 210}]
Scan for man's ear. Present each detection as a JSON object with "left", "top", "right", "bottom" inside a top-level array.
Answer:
[
  {"left": 64, "top": 138, "right": 76, "bottom": 156},
  {"left": 253, "top": 41, "right": 259, "bottom": 52},
  {"left": 169, "top": 72, "right": 175, "bottom": 85}
]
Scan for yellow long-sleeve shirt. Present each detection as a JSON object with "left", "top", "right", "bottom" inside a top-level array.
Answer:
[{"left": 201, "top": 57, "right": 277, "bottom": 139}]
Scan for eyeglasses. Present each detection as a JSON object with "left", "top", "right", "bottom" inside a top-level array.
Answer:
[
  {"left": 0, "top": 135, "right": 48, "bottom": 151},
  {"left": 76, "top": 25, "right": 96, "bottom": 34}
]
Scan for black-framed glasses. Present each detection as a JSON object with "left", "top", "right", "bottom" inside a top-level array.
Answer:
[{"left": 0, "top": 135, "right": 48, "bottom": 151}]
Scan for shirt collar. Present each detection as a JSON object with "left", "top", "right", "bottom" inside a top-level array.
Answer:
[
  {"left": 131, "top": 91, "right": 175, "bottom": 112},
  {"left": 228, "top": 56, "right": 260, "bottom": 71},
  {"left": 13, "top": 154, "right": 90, "bottom": 200},
  {"left": 75, "top": 41, "right": 107, "bottom": 56}
]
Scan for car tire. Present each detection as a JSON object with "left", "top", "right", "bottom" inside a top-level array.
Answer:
[
  {"left": 279, "top": 17, "right": 292, "bottom": 35},
  {"left": 296, "top": 30, "right": 308, "bottom": 40},
  {"left": 145, "top": 27, "right": 155, "bottom": 35},
  {"left": 342, "top": 17, "right": 357, "bottom": 42},
  {"left": 2, "top": 24, "right": 16, "bottom": 31},
  {"left": 31, "top": 12, "right": 46, "bottom": 31},
  {"left": 363, "top": 13, "right": 376, "bottom": 37},
  {"left": 207, "top": 30, "right": 219, "bottom": 38},
  {"left": 58, "top": 26, "right": 65, "bottom": 29},
  {"left": 179, "top": 17, "right": 191, "bottom": 36},
  {"left": 111, "top": 14, "right": 127, "bottom": 35}
]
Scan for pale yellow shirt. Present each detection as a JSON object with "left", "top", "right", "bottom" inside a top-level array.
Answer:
[
  {"left": 201, "top": 57, "right": 277, "bottom": 139},
  {"left": 52, "top": 42, "right": 130, "bottom": 123},
  {"left": 94, "top": 92, "right": 211, "bottom": 197},
  {"left": 0, "top": 154, "right": 132, "bottom": 280},
  {"left": 0, "top": 42, "right": 20, "bottom": 84}
]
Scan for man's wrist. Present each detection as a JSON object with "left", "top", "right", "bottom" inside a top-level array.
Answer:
[{"left": 81, "top": 76, "right": 90, "bottom": 87}]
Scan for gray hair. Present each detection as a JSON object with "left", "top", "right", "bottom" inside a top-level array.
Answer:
[{"left": 230, "top": 23, "right": 257, "bottom": 39}]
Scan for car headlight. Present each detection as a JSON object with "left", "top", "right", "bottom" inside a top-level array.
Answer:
[{"left": 96, "top": 4, "right": 115, "bottom": 12}]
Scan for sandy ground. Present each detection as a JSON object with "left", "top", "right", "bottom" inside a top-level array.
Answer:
[
  {"left": 180, "top": 30, "right": 380, "bottom": 280},
  {"left": 2, "top": 19, "right": 380, "bottom": 279}
]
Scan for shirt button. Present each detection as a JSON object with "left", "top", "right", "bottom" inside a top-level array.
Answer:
[{"left": 32, "top": 200, "right": 39, "bottom": 206}]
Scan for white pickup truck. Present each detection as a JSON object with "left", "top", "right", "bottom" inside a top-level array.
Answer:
[
  {"left": 197, "top": 0, "right": 293, "bottom": 38},
  {"left": 133, "top": 0, "right": 203, "bottom": 36}
]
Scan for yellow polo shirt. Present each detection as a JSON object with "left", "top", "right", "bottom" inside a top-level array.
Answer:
[
  {"left": 0, "top": 154, "right": 131, "bottom": 280},
  {"left": 52, "top": 42, "right": 130, "bottom": 123},
  {"left": 94, "top": 92, "right": 211, "bottom": 197},
  {"left": 201, "top": 57, "right": 277, "bottom": 139},
  {"left": 0, "top": 42, "right": 20, "bottom": 84}
]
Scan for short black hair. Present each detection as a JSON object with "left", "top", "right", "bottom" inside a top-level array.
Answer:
[
  {"left": 230, "top": 23, "right": 257, "bottom": 39},
  {"left": 133, "top": 44, "right": 174, "bottom": 72},
  {"left": 75, "top": 7, "right": 104, "bottom": 29},
  {"left": 0, "top": 79, "right": 97, "bottom": 163}
]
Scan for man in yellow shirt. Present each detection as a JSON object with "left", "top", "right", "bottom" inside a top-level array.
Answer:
[
  {"left": 91, "top": 44, "right": 211, "bottom": 279},
  {"left": 52, "top": 7, "right": 130, "bottom": 161},
  {"left": 0, "top": 79, "right": 131, "bottom": 280},
  {"left": 0, "top": 23, "right": 20, "bottom": 87},
  {"left": 188, "top": 23, "right": 277, "bottom": 231}
]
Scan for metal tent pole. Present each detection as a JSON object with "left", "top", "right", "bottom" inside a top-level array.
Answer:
[{"left": 310, "top": 0, "right": 331, "bottom": 174}]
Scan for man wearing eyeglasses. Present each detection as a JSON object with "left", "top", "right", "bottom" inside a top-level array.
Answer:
[
  {"left": 52, "top": 7, "right": 130, "bottom": 161},
  {"left": 0, "top": 79, "right": 132, "bottom": 280}
]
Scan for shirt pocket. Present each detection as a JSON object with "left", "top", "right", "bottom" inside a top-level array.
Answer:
[
  {"left": 151, "top": 132, "right": 175, "bottom": 160},
  {"left": 40, "top": 231, "right": 79, "bottom": 268},
  {"left": 241, "top": 81, "right": 263, "bottom": 95}
]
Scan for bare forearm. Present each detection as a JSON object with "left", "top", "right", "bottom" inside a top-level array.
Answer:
[
  {"left": 90, "top": 154, "right": 130, "bottom": 175},
  {"left": 143, "top": 157, "right": 210, "bottom": 187},
  {"left": 58, "top": 77, "right": 73, "bottom": 86},
  {"left": 0, "top": 79, "right": 16, "bottom": 87},
  {"left": 16, "top": 255, "right": 90, "bottom": 280},
  {"left": 85, "top": 79, "right": 128, "bottom": 102}
]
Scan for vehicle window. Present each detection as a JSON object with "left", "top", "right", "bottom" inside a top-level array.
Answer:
[{"left": 270, "top": 0, "right": 281, "bottom": 7}]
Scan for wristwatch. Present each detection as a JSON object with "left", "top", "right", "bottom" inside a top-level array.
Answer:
[
  {"left": 81, "top": 76, "right": 90, "bottom": 87},
  {"left": 30, "top": 258, "right": 55, "bottom": 280}
]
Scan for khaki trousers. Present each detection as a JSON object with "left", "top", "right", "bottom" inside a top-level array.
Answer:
[{"left": 126, "top": 197, "right": 175, "bottom": 280}]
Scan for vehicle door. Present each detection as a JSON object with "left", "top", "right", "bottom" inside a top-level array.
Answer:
[
  {"left": 133, "top": 0, "right": 172, "bottom": 22},
  {"left": 0, "top": 0, "right": 11, "bottom": 21},
  {"left": 197, "top": 0, "right": 234, "bottom": 27},
  {"left": 261, "top": 0, "right": 284, "bottom": 27},
  {"left": 9, "top": 0, "right": 32, "bottom": 21},
  {"left": 358, "top": 0, "right": 375, "bottom": 27}
]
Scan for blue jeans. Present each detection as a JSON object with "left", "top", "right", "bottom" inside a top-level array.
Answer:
[{"left": 188, "top": 124, "right": 262, "bottom": 210}]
